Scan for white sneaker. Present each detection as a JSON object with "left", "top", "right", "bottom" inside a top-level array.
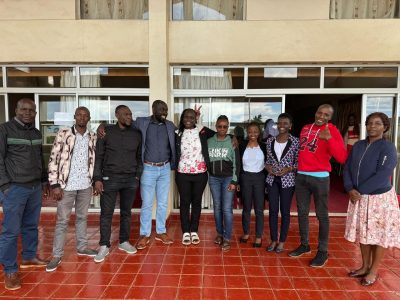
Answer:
[
  {"left": 94, "top": 245, "right": 110, "bottom": 263},
  {"left": 118, "top": 241, "right": 137, "bottom": 254}
]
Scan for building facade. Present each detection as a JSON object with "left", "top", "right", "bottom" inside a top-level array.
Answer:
[{"left": 1, "top": 0, "right": 399, "bottom": 212}]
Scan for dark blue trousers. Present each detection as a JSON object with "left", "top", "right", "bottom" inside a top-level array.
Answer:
[{"left": 0, "top": 184, "right": 42, "bottom": 274}]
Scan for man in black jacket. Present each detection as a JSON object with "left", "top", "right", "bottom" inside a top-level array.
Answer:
[
  {"left": 0, "top": 98, "right": 49, "bottom": 290},
  {"left": 93, "top": 105, "right": 142, "bottom": 263}
]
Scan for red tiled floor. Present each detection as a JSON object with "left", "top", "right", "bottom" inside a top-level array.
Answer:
[{"left": 0, "top": 213, "right": 400, "bottom": 299}]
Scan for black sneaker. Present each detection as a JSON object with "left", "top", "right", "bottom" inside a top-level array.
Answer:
[
  {"left": 310, "top": 251, "right": 328, "bottom": 268},
  {"left": 288, "top": 244, "right": 311, "bottom": 257}
]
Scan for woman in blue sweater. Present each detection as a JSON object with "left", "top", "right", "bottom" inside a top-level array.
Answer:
[{"left": 344, "top": 112, "right": 400, "bottom": 286}]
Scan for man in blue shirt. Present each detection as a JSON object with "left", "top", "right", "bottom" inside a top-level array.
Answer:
[{"left": 135, "top": 100, "right": 176, "bottom": 249}]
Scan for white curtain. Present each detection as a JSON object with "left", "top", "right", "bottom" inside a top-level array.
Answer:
[
  {"left": 78, "top": 73, "right": 103, "bottom": 132},
  {"left": 330, "top": 0, "right": 397, "bottom": 19},
  {"left": 172, "top": 0, "right": 243, "bottom": 20},
  {"left": 81, "top": 0, "right": 149, "bottom": 19},
  {"left": 60, "top": 71, "right": 76, "bottom": 116}
]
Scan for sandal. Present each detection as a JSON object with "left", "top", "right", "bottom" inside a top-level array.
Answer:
[
  {"left": 221, "top": 240, "right": 231, "bottom": 252},
  {"left": 214, "top": 235, "right": 223, "bottom": 245},
  {"left": 240, "top": 235, "right": 249, "bottom": 243},
  {"left": 190, "top": 232, "right": 200, "bottom": 245},
  {"left": 182, "top": 232, "right": 191, "bottom": 246},
  {"left": 360, "top": 274, "right": 379, "bottom": 286}
]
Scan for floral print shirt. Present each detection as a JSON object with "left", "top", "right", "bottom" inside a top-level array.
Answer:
[{"left": 177, "top": 128, "right": 207, "bottom": 174}]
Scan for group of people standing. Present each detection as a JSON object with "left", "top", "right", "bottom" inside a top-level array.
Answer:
[{"left": 0, "top": 98, "right": 399, "bottom": 291}]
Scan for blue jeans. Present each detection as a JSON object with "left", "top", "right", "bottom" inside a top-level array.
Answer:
[
  {"left": 209, "top": 176, "right": 234, "bottom": 241},
  {"left": 140, "top": 163, "right": 171, "bottom": 236},
  {"left": 0, "top": 184, "right": 42, "bottom": 274}
]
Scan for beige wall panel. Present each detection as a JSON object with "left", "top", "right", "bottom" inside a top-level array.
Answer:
[
  {"left": 247, "top": 0, "right": 330, "bottom": 20},
  {"left": 0, "top": 0, "right": 76, "bottom": 20},
  {"left": 170, "top": 20, "right": 400, "bottom": 63},
  {"left": 0, "top": 20, "right": 148, "bottom": 62}
]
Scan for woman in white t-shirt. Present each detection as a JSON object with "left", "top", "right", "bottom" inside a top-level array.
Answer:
[{"left": 265, "top": 113, "right": 299, "bottom": 253}]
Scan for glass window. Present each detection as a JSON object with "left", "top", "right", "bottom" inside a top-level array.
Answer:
[
  {"left": 78, "top": 96, "right": 109, "bottom": 132},
  {"left": 0, "top": 95, "right": 5, "bottom": 124},
  {"left": 324, "top": 67, "right": 398, "bottom": 88},
  {"left": 80, "top": 0, "right": 149, "bottom": 19},
  {"left": 248, "top": 67, "right": 321, "bottom": 89},
  {"left": 173, "top": 68, "right": 244, "bottom": 89},
  {"left": 330, "top": 0, "right": 398, "bottom": 19},
  {"left": 110, "top": 96, "right": 149, "bottom": 123},
  {"left": 172, "top": 0, "right": 244, "bottom": 20},
  {"left": 7, "top": 67, "right": 76, "bottom": 88},
  {"left": 80, "top": 67, "right": 149, "bottom": 88},
  {"left": 0, "top": 68, "right": 3, "bottom": 87}
]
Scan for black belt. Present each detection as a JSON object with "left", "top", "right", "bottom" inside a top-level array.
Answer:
[{"left": 144, "top": 160, "right": 169, "bottom": 167}]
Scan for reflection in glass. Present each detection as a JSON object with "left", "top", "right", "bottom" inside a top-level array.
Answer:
[
  {"left": 173, "top": 67, "right": 244, "bottom": 89},
  {"left": 0, "top": 69, "right": 3, "bottom": 87},
  {"left": 80, "top": 67, "right": 149, "bottom": 88},
  {"left": 110, "top": 96, "right": 149, "bottom": 123},
  {"left": 325, "top": 67, "right": 397, "bottom": 88},
  {"left": 7, "top": 67, "right": 76, "bottom": 88},
  {"left": 172, "top": 0, "right": 244, "bottom": 20},
  {"left": 79, "top": 96, "right": 109, "bottom": 132},
  {"left": 80, "top": 0, "right": 149, "bottom": 19},
  {"left": 248, "top": 67, "right": 320, "bottom": 89},
  {"left": 0, "top": 95, "right": 5, "bottom": 124}
]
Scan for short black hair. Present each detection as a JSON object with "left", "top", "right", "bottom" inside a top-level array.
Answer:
[
  {"left": 278, "top": 113, "right": 293, "bottom": 124},
  {"left": 115, "top": 105, "right": 129, "bottom": 114},
  {"left": 152, "top": 100, "right": 167, "bottom": 109},
  {"left": 216, "top": 115, "right": 229, "bottom": 123},
  {"left": 75, "top": 106, "right": 90, "bottom": 116}
]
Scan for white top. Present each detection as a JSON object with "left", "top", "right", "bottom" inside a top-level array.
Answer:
[
  {"left": 243, "top": 146, "right": 264, "bottom": 172},
  {"left": 274, "top": 141, "right": 288, "bottom": 162},
  {"left": 64, "top": 128, "right": 91, "bottom": 191}
]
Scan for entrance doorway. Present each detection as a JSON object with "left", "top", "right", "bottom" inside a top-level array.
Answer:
[{"left": 285, "top": 94, "right": 362, "bottom": 214}]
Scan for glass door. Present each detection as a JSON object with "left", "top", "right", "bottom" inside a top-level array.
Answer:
[{"left": 0, "top": 94, "right": 5, "bottom": 124}]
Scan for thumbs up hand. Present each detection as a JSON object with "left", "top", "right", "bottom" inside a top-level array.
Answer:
[{"left": 318, "top": 124, "right": 332, "bottom": 140}]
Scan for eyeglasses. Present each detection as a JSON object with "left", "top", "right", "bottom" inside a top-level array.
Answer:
[{"left": 217, "top": 125, "right": 229, "bottom": 129}]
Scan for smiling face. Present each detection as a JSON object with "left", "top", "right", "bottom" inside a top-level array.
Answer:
[
  {"left": 314, "top": 106, "right": 333, "bottom": 126},
  {"left": 153, "top": 102, "right": 168, "bottom": 123},
  {"left": 366, "top": 116, "right": 386, "bottom": 140},
  {"left": 277, "top": 117, "right": 291, "bottom": 135},
  {"left": 182, "top": 110, "right": 196, "bottom": 129},
  {"left": 247, "top": 125, "right": 260, "bottom": 142},
  {"left": 116, "top": 107, "right": 133, "bottom": 128},
  {"left": 15, "top": 99, "right": 36, "bottom": 124},
  {"left": 216, "top": 119, "right": 229, "bottom": 138}
]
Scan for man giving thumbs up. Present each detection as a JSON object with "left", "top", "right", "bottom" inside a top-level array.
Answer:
[{"left": 288, "top": 104, "right": 347, "bottom": 268}]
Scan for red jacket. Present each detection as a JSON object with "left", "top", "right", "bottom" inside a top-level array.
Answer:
[{"left": 298, "top": 123, "right": 347, "bottom": 172}]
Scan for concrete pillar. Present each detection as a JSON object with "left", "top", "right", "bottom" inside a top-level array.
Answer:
[{"left": 148, "top": 1, "right": 175, "bottom": 220}]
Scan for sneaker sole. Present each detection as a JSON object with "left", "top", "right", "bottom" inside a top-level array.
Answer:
[
  {"left": 155, "top": 237, "right": 173, "bottom": 245},
  {"left": 94, "top": 252, "right": 109, "bottom": 263},
  {"left": 77, "top": 252, "right": 97, "bottom": 257},
  {"left": 136, "top": 239, "right": 150, "bottom": 250},
  {"left": 118, "top": 247, "right": 137, "bottom": 254},
  {"left": 46, "top": 261, "right": 62, "bottom": 272},
  {"left": 20, "top": 264, "right": 46, "bottom": 269},
  {"left": 310, "top": 258, "right": 328, "bottom": 268},
  {"left": 288, "top": 250, "right": 311, "bottom": 257},
  {"left": 191, "top": 240, "right": 200, "bottom": 245},
  {"left": 5, "top": 285, "right": 21, "bottom": 291}
]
